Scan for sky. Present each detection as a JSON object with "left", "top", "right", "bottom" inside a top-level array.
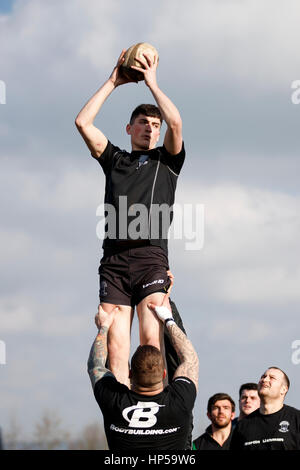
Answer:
[
  {"left": 1, "top": 0, "right": 300, "bottom": 444},
  {"left": 0, "top": 0, "right": 16, "bottom": 14}
]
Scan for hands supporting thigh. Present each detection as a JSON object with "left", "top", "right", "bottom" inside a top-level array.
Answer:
[
  {"left": 101, "top": 303, "right": 134, "bottom": 386},
  {"left": 136, "top": 293, "right": 169, "bottom": 349}
]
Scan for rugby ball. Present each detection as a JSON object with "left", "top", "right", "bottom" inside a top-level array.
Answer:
[{"left": 121, "top": 42, "right": 159, "bottom": 81}]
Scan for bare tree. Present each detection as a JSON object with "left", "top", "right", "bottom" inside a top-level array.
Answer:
[
  {"left": 69, "top": 422, "right": 107, "bottom": 450},
  {"left": 2, "top": 411, "right": 108, "bottom": 450},
  {"left": 3, "top": 414, "right": 22, "bottom": 450},
  {"left": 33, "top": 409, "right": 69, "bottom": 450}
]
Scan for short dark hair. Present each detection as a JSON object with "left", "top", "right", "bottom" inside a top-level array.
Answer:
[
  {"left": 268, "top": 366, "right": 290, "bottom": 391},
  {"left": 130, "top": 345, "right": 164, "bottom": 388},
  {"left": 207, "top": 393, "right": 235, "bottom": 413},
  {"left": 129, "top": 104, "right": 162, "bottom": 125},
  {"left": 239, "top": 382, "right": 258, "bottom": 398}
]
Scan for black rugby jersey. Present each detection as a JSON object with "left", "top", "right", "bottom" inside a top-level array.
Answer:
[
  {"left": 230, "top": 405, "right": 300, "bottom": 450},
  {"left": 94, "top": 375, "right": 196, "bottom": 450},
  {"left": 93, "top": 141, "right": 185, "bottom": 255},
  {"left": 193, "top": 425, "right": 233, "bottom": 450}
]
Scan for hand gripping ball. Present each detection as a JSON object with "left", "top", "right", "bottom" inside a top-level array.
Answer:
[{"left": 121, "top": 42, "right": 159, "bottom": 81}]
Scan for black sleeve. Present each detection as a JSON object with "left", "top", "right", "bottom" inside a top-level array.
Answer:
[
  {"left": 91, "top": 140, "right": 121, "bottom": 175},
  {"left": 171, "top": 376, "right": 197, "bottom": 412},
  {"left": 93, "top": 375, "right": 128, "bottom": 413},
  {"left": 161, "top": 142, "right": 185, "bottom": 176}
]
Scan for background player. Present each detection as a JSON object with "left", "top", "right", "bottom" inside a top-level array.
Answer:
[
  {"left": 193, "top": 393, "right": 235, "bottom": 450},
  {"left": 231, "top": 367, "right": 300, "bottom": 450},
  {"left": 232, "top": 382, "right": 260, "bottom": 427}
]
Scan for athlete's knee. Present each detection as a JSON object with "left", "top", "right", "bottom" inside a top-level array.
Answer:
[{"left": 139, "top": 317, "right": 161, "bottom": 350}]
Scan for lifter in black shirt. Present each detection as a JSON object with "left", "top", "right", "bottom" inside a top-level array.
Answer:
[
  {"left": 75, "top": 49, "right": 185, "bottom": 386},
  {"left": 87, "top": 281, "right": 199, "bottom": 450}
]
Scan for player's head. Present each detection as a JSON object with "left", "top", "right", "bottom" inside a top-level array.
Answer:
[
  {"left": 126, "top": 104, "right": 162, "bottom": 151},
  {"left": 238, "top": 383, "right": 260, "bottom": 418},
  {"left": 129, "top": 104, "right": 163, "bottom": 126},
  {"left": 258, "top": 367, "right": 290, "bottom": 401},
  {"left": 207, "top": 393, "right": 235, "bottom": 429},
  {"left": 130, "top": 345, "right": 166, "bottom": 389}
]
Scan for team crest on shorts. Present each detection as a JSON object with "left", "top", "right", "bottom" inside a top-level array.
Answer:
[
  {"left": 278, "top": 421, "right": 290, "bottom": 433},
  {"left": 100, "top": 281, "right": 108, "bottom": 297}
]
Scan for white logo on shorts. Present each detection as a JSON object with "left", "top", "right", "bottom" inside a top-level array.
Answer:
[
  {"left": 122, "top": 401, "right": 165, "bottom": 428},
  {"left": 100, "top": 281, "right": 108, "bottom": 297},
  {"left": 142, "top": 279, "right": 164, "bottom": 289}
]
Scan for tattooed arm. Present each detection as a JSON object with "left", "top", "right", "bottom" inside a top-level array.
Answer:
[
  {"left": 148, "top": 282, "right": 199, "bottom": 390},
  {"left": 165, "top": 322, "right": 199, "bottom": 390},
  {"left": 87, "top": 305, "right": 118, "bottom": 390}
]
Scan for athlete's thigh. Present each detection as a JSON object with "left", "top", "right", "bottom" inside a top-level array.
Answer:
[
  {"left": 136, "top": 292, "right": 170, "bottom": 348},
  {"left": 101, "top": 303, "right": 134, "bottom": 385},
  {"left": 101, "top": 302, "right": 134, "bottom": 348}
]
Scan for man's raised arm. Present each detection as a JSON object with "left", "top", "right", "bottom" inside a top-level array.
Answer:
[
  {"left": 87, "top": 305, "right": 118, "bottom": 389},
  {"left": 131, "top": 53, "right": 183, "bottom": 155},
  {"left": 148, "top": 298, "right": 199, "bottom": 390},
  {"left": 75, "top": 50, "right": 134, "bottom": 159}
]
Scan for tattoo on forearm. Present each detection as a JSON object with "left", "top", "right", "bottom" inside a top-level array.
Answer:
[
  {"left": 87, "top": 326, "right": 110, "bottom": 388},
  {"left": 167, "top": 323, "right": 199, "bottom": 389}
]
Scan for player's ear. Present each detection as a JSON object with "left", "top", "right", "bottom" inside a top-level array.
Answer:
[
  {"left": 126, "top": 123, "right": 131, "bottom": 135},
  {"left": 163, "top": 369, "right": 167, "bottom": 379},
  {"left": 280, "top": 384, "right": 288, "bottom": 396}
]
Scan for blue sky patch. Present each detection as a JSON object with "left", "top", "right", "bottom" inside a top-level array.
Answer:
[{"left": 0, "top": 0, "right": 16, "bottom": 14}]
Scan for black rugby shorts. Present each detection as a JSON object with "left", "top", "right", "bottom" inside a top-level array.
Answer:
[{"left": 98, "top": 244, "right": 170, "bottom": 307}]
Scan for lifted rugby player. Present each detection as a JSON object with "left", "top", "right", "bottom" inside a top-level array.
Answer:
[{"left": 76, "top": 49, "right": 186, "bottom": 386}]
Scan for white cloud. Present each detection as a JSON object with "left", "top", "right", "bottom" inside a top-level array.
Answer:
[
  {"left": 151, "top": 0, "right": 300, "bottom": 88},
  {"left": 0, "top": 0, "right": 119, "bottom": 73},
  {"left": 0, "top": 293, "right": 89, "bottom": 336},
  {"left": 171, "top": 182, "right": 300, "bottom": 303},
  {"left": 0, "top": 298, "right": 35, "bottom": 332},
  {"left": 0, "top": 230, "right": 33, "bottom": 261},
  {"left": 0, "top": 165, "right": 101, "bottom": 212},
  {"left": 38, "top": 312, "right": 90, "bottom": 337},
  {"left": 222, "top": 267, "right": 300, "bottom": 303},
  {"left": 209, "top": 316, "right": 272, "bottom": 343}
]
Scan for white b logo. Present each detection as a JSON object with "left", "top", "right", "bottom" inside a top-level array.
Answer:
[{"left": 122, "top": 401, "right": 164, "bottom": 428}]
